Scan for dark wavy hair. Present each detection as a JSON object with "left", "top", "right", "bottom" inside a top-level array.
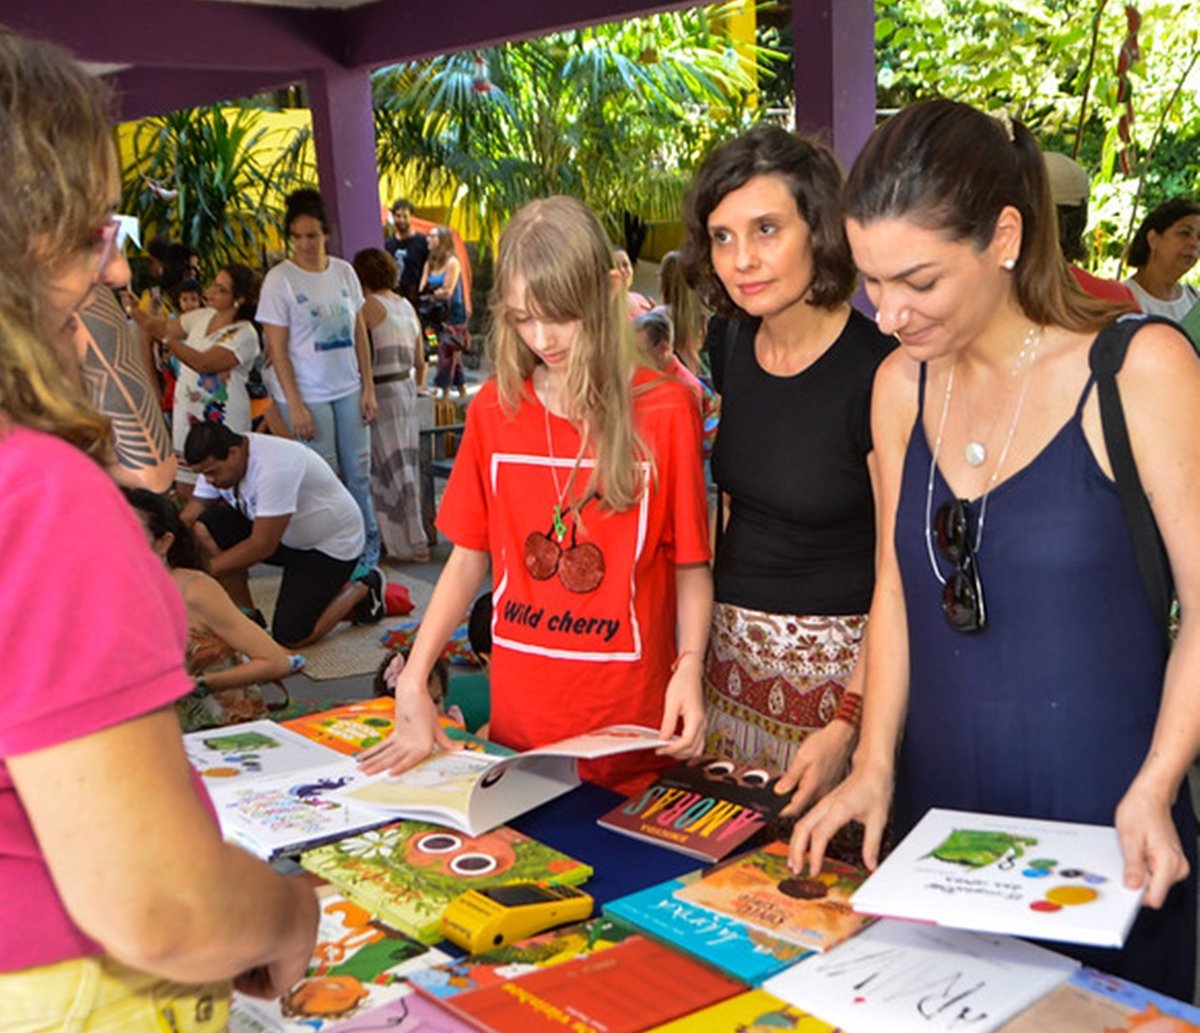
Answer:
[
  {"left": 1125, "top": 197, "right": 1200, "bottom": 269},
  {"left": 224, "top": 263, "right": 261, "bottom": 322},
  {"left": 843, "top": 99, "right": 1125, "bottom": 333},
  {"left": 680, "top": 125, "right": 856, "bottom": 316},
  {"left": 183, "top": 421, "right": 245, "bottom": 465},
  {"left": 122, "top": 487, "right": 208, "bottom": 571},
  {"left": 353, "top": 247, "right": 398, "bottom": 293},
  {"left": 284, "top": 187, "right": 329, "bottom": 236}
]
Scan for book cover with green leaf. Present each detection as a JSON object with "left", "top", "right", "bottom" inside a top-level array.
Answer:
[{"left": 300, "top": 821, "right": 593, "bottom": 944}]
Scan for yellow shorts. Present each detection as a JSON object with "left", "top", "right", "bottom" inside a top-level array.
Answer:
[{"left": 0, "top": 954, "right": 229, "bottom": 1033}]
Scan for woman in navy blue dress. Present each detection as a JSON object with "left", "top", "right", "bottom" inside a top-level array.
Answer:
[{"left": 790, "top": 100, "right": 1200, "bottom": 999}]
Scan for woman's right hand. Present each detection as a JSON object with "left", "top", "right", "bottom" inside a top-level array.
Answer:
[
  {"left": 289, "top": 402, "right": 315, "bottom": 441},
  {"left": 788, "top": 763, "right": 894, "bottom": 876},
  {"left": 233, "top": 880, "right": 319, "bottom": 999},
  {"left": 356, "top": 669, "right": 456, "bottom": 776}
]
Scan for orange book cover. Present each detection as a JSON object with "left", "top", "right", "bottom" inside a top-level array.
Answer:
[
  {"left": 282, "top": 699, "right": 465, "bottom": 756},
  {"left": 430, "top": 934, "right": 743, "bottom": 1033},
  {"left": 673, "top": 841, "right": 872, "bottom": 952}
]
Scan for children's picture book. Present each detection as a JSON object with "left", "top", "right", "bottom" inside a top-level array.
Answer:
[
  {"left": 184, "top": 719, "right": 345, "bottom": 785},
  {"left": 603, "top": 869, "right": 810, "bottom": 986},
  {"left": 201, "top": 761, "right": 392, "bottom": 861},
  {"left": 325, "top": 992, "right": 479, "bottom": 1033},
  {"left": 229, "top": 889, "right": 452, "bottom": 1033},
  {"left": 999, "top": 965, "right": 1200, "bottom": 1032},
  {"left": 672, "top": 841, "right": 874, "bottom": 952},
  {"left": 597, "top": 753, "right": 786, "bottom": 862},
  {"left": 763, "top": 917, "right": 1079, "bottom": 1033},
  {"left": 422, "top": 933, "right": 744, "bottom": 1033},
  {"left": 300, "top": 820, "right": 593, "bottom": 944},
  {"left": 338, "top": 724, "right": 668, "bottom": 837},
  {"left": 282, "top": 698, "right": 501, "bottom": 757},
  {"left": 406, "top": 917, "right": 633, "bottom": 1000},
  {"left": 645, "top": 988, "right": 838, "bottom": 1033},
  {"left": 849, "top": 808, "right": 1145, "bottom": 948}
]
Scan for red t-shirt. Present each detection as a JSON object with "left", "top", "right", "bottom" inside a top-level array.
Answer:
[
  {"left": 0, "top": 427, "right": 201, "bottom": 971},
  {"left": 438, "top": 369, "right": 710, "bottom": 791}
]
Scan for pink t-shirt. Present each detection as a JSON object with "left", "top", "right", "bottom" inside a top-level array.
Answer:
[{"left": 0, "top": 426, "right": 197, "bottom": 971}]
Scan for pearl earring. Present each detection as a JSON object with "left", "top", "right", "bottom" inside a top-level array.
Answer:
[{"left": 1002, "top": 257, "right": 1017, "bottom": 271}]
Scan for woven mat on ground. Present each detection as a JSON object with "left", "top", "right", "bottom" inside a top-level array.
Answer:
[{"left": 251, "top": 569, "right": 435, "bottom": 681}]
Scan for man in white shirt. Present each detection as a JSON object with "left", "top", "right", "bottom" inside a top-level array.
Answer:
[{"left": 180, "top": 423, "right": 385, "bottom": 647}]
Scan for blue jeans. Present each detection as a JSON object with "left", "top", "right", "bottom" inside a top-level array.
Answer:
[{"left": 278, "top": 389, "right": 380, "bottom": 569}]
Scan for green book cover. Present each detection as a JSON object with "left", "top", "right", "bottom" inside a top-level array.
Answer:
[{"left": 300, "top": 821, "right": 593, "bottom": 944}]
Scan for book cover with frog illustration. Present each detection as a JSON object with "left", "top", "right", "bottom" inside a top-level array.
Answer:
[{"left": 849, "top": 808, "right": 1144, "bottom": 948}]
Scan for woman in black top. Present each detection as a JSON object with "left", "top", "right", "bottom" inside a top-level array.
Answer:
[{"left": 680, "top": 127, "right": 894, "bottom": 827}]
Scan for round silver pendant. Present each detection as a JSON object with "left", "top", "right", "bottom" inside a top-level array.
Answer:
[{"left": 964, "top": 441, "right": 987, "bottom": 467}]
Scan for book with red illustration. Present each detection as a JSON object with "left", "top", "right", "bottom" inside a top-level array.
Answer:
[
  {"left": 421, "top": 934, "right": 744, "bottom": 1033},
  {"left": 672, "top": 841, "right": 873, "bottom": 952},
  {"left": 597, "top": 754, "right": 785, "bottom": 862}
]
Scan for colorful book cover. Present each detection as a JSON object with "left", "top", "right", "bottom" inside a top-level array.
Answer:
[
  {"left": 646, "top": 988, "right": 839, "bottom": 1032},
  {"left": 203, "top": 760, "right": 392, "bottom": 861},
  {"left": 339, "top": 724, "right": 667, "bottom": 836},
  {"left": 999, "top": 965, "right": 1200, "bottom": 1031},
  {"left": 229, "top": 890, "right": 451, "bottom": 1033},
  {"left": 603, "top": 869, "right": 810, "bottom": 986},
  {"left": 673, "top": 841, "right": 873, "bottom": 952},
  {"left": 597, "top": 754, "right": 786, "bottom": 862},
  {"left": 427, "top": 933, "right": 744, "bottom": 1033},
  {"left": 763, "top": 918, "right": 1079, "bottom": 1033},
  {"left": 407, "top": 917, "right": 633, "bottom": 999},
  {"left": 849, "top": 808, "right": 1145, "bottom": 948},
  {"left": 184, "top": 719, "right": 345, "bottom": 785},
  {"left": 300, "top": 821, "right": 593, "bottom": 944},
  {"left": 325, "top": 992, "right": 479, "bottom": 1032},
  {"left": 282, "top": 698, "right": 501, "bottom": 757}
]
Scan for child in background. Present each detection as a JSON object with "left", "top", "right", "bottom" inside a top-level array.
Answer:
[
  {"left": 177, "top": 277, "right": 203, "bottom": 314},
  {"left": 372, "top": 649, "right": 459, "bottom": 726},
  {"left": 359, "top": 196, "right": 713, "bottom": 793}
]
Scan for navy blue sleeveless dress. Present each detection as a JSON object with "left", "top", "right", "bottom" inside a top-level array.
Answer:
[{"left": 894, "top": 362, "right": 1196, "bottom": 999}]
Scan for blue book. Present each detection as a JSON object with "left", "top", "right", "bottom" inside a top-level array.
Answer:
[{"left": 602, "top": 870, "right": 811, "bottom": 986}]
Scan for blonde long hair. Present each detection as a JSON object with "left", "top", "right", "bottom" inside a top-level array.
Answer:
[
  {"left": 489, "top": 196, "right": 651, "bottom": 512},
  {"left": 0, "top": 28, "right": 113, "bottom": 459}
]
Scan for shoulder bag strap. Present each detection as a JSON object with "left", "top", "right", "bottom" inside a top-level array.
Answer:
[{"left": 1088, "top": 314, "right": 1176, "bottom": 640}]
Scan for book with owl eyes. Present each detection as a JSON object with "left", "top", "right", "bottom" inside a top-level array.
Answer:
[
  {"left": 596, "top": 754, "right": 787, "bottom": 862},
  {"left": 299, "top": 820, "right": 594, "bottom": 944},
  {"left": 335, "top": 723, "right": 668, "bottom": 837}
]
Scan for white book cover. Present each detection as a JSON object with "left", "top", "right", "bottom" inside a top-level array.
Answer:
[
  {"left": 850, "top": 808, "right": 1144, "bottom": 948},
  {"left": 339, "top": 723, "right": 669, "bottom": 836},
  {"left": 763, "top": 918, "right": 1078, "bottom": 1033},
  {"left": 184, "top": 719, "right": 345, "bottom": 785},
  {"left": 204, "top": 760, "right": 393, "bottom": 861}
]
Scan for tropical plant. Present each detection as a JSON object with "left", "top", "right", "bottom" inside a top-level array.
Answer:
[
  {"left": 372, "top": 3, "right": 780, "bottom": 254},
  {"left": 120, "top": 105, "right": 314, "bottom": 277}
]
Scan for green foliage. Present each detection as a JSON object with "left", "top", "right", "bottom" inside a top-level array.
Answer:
[
  {"left": 372, "top": 3, "right": 780, "bottom": 252},
  {"left": 870, "top": 0, "right": 1200, "bottom": 275},
  {"left": 120, "top": 105, "right": 312, "bottom": 277}
]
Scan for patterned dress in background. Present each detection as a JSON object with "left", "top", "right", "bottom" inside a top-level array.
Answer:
[{"left": 370, "top": 294, "right": 429, "bottom": 559}]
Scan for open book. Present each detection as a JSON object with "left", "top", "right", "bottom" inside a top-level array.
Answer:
[
  {"left": 849, "top": 808, "right": 1145, "bottom": 948},
  {"left": 338, "top": 724, "right": 668, "bottom": 836}
]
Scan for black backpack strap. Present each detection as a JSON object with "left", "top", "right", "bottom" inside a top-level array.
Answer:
[{"left": 1088, "top": 314, "right": 1177, "bottom": 639}]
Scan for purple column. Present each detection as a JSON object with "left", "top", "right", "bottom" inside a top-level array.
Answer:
[
  {"left": 792, "top": 0, "right": 876, "bottom": 168},
  {"left": 305, "top": 65, "right": 383, "bottom": 260}
]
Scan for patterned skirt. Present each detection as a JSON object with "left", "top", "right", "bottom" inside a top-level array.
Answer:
[{"left": 703, "top": 602, "right": 866, "bottom": 772}]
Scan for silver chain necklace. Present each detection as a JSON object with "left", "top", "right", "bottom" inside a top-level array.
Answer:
[{"left": 924, "top": 326, "right": 1043, "bottom": 585}]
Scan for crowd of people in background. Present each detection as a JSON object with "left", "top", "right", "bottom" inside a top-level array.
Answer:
[{"left": 3, "top": 17, "right": 1200, "bottom": 1028}]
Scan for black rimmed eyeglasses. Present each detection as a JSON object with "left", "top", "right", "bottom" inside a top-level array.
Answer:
[{"left": 934, "top": 498, "right": 986, "bottom": 632}]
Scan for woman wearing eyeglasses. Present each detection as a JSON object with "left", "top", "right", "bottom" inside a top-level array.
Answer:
[
  {"left": 128, "top": 264, "right": 262, "bottom": 500},
  {"left": 790, "top": 100, "right": 1200, "bottom": 999},
  {"left": 0, "top": 29, "right": 316, "bottom": 1027}
]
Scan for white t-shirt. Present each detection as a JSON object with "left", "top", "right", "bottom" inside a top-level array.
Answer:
[
  {"left": 173, "top": 310, "right": 258, "bottom": 450},
  {"left": 1122, "top": 278, "right": 1200, "bottom": 322},
  {"left": 193, "top": 432, "right": 365, "bottom": 561},
  {"left": 256, "top": 257, "right": 365, "bottom": 404}
]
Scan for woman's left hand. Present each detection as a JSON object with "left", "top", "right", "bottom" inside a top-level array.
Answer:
[
  {"left": 776, "top": 719, "right": 856, "bottom": 819},
  {"left": 657, "top": 655, "right": 706, "bottom": 758},
  {"left": 361, "top": 386, "right": 378, "bottom": 424},
  {"left": 1115, "top": 783, "right": 1190, "bottom": 908}
]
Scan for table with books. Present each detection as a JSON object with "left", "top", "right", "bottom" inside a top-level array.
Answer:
[{"left": 183, "top": 705, "right": 1200, "bottom": 1033}]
